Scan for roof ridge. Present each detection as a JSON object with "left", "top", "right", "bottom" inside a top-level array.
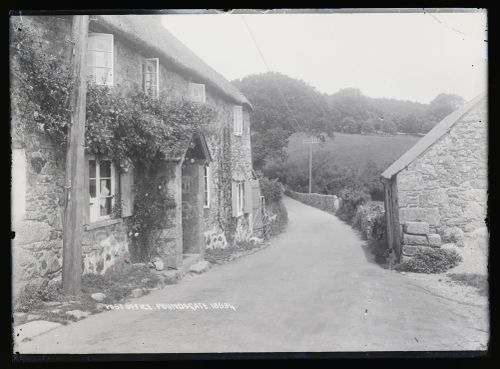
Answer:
[
  {"left": 380, "top": 92, "right": 486, "bottom": 179},
  {"left": 94, "top": 15, "right": 252, "bottom": 109}
]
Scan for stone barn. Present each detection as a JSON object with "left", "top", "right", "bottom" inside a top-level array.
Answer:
[{"left": 380, "top": 93, "right": 488, "bottom": 273}]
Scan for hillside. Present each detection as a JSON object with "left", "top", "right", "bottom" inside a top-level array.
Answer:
[{"left": 286, "top": 132, "right": 420, "bottom": 171}]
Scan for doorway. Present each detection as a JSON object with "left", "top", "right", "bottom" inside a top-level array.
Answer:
[{"left": 180, "top": 134, "right": 211, "bottom": 264}]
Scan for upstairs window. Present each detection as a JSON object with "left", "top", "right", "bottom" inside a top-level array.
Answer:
[
  {"left": 189, "top": 83, "right": 206, "bottom": 103},
  {"left": 233, "top": 105, "right": 243, "bottom": 136},
  {"left": 87, "top": 33, "right": 114, "bottom": 86},
  {"left": 143, "top": 58, "right": 159, "bottom": 99}
]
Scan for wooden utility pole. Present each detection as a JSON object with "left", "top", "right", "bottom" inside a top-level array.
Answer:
[
  {"left": 303, "top": 138, "right": 320, "bottom": 194},
  {"left": 62, "top": 15, "right": 89, "bottom": 295}
]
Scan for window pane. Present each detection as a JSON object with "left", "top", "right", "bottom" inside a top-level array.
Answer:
[
  {"left": 86, "top": 51, "right": 96, "bottom": 67},
  {"left": 92, "top": 68, "right": 107, "bottom": 85},
  {"left": 89, "top": 179, "right": 96, "bottom": 198},
  {"left": 94, "top": 51, "right": 106, "bottom": 66},
  {"left": 89, "top": 160, "right": 96, "bottom": 178},
  {"left": 100, "top": 179, "right": 111, "bottom": 197},
  {"left": 100, "top": 196, "right": 112, "bottom": 216},
  {"left": 100, "top": 161, "right": 111, "bottom": 178},
  {"left": 93, "top": 35, "right": 113, "bottom": 52}
]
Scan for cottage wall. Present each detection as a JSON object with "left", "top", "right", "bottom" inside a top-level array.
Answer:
[
  {"left": 395, "top": 100, "right": 488, "bottom": 271},
  {"left": 11, "top": 16, "right": 254, "bottom": 292}
]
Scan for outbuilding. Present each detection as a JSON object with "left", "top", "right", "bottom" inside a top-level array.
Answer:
[{"left": 380, "top": 93, "right": 488, "bottom": 273}]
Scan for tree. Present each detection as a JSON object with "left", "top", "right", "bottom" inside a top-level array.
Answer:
[
  {"left": 340, "top": 116, "right": 361, "bottom": 133},
  {"left": 400, "top": 113, "right": 423, "bottom": 134},
  {"left": 380, "top": 118, "right": 397, "bottom": 134},
  {"left": 421, "top": 117, "right": 439, "bottom": 133},
  {"left": 358, "top": 160, "right": 384, "bottom": 200},
  {"left": 361, "top": 118, "right": 376, "bottom": 134},
  {"left": 427, "top": 93, "right": 465, "bottom": 121},
  {"left": 232, "top": 72, "right": 335, "bottom": 170}
]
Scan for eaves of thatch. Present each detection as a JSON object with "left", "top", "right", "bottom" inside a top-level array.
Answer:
[{"left": 93, "top": 14, "right": 252, "bottom": 111}]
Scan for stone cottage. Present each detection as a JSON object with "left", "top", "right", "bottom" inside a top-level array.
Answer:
[
  {"left": 380, "top": 93, "right": 488, "bottom": 273},
  {"left": 11, "top": 15, "right": 261, "bottom": 293}
]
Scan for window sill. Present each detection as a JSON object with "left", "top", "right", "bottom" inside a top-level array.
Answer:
[{"left": 84, "top": 218, "right": 122, "bottom": 231}]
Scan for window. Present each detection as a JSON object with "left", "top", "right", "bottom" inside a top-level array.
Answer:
[
  {"left": 232, "top": 181, "right": 244, "bottom": 217},
  {"left": 233, "top": 105, "right": 243, "bottom": 136},
  {"left": 189, "top": 83, "right": 206, "bottom": 103},
  {"left": 204, "top": 164, "right": 211, "bottom": 208},
  {"left": 143, "top": 58, "right": 159, "bottom": 99},
  {"left": 87, "top": 33, "right": 114, "bottom": 86},
  {"left": 88, "top": 157, "right": 116, "bottom": 222}
]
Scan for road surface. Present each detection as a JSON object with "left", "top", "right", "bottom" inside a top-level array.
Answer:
[{"left": 16, "top": 197, "right": 488, "bottom": 353}]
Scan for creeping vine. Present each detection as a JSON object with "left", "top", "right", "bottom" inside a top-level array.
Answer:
[{"left": 11, "top": 19, "right": 217, "bottom": 261}]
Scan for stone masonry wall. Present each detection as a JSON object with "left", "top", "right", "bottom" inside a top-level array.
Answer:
[
  {"left": 286, "top": 190, "right": 340, "bottom": 214},
  {"left": 11, "top": 16, "right": 255, "bottom": 290},
  {"left": 396, "top": 99, "right": 488, "bottom": 272},
  {"left": 108, "top": 16, "right": 255, "bottom": 251},
  {"left": 286, "top": 190, "right": 385, "bottom": 243}
]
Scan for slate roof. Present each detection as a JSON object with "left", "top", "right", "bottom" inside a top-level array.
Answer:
[
  {"left": 380, "top": 92, "right": 486, "bottom": 180},
  {"left": 94, "top": 15, "right": 252, "bottom": 110}
]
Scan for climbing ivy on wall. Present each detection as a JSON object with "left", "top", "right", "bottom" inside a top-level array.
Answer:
[{"left": 11, "top": 19, "right": 217, "bottom": 261}]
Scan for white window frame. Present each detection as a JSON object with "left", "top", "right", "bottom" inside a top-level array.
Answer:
[
  {"left": 203, "top": 164, "right": 211, "bottom": 208},
  {"left": 233, "top": 105, "right": 243, "bottom": 136},
  {"left": 144, "top": 58, "right": 160, "bottom": 99},
  {"left": 87, "top": 33, "right": 114, "bottom": 87},
  {"left": 189, "top": 82, "right": 206, "bottom": 103},
  {"left": 236, "top": 181, "right": 244, "bottom": 216},
  {"left": 88, "top": 156, "right": 116, "bottom": 222}
]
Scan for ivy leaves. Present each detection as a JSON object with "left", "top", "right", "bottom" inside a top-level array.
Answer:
[
  {"left": 12, "top": 20, "right": 216, "bottom": 170},
  {"left": 12, "top": 21, "right": 218, "bottom": 262}
]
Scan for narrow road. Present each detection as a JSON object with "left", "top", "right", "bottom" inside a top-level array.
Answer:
[{"left": 16, "top": 197, "right": 488, "bottom": 353}]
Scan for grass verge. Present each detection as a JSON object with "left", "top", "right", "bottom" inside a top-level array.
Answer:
[{"left": 448, "top": 273, "right": 488, "bottom": 296}]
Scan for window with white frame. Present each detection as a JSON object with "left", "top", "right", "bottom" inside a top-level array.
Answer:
[
  {"left": 143, "top": 58, "right": 159, "bottom": 99},
  {"left": 236, "top": 181, "right": 244, "bottom": 216},
  {"left": 87, "top": 33, "right": 114, "bottom": 86},
  {"left": 89, "top": 157, "right": 116, "bottom": 222},
  {"left": 189, "top": 83, "right": 206, "bottom": 103},
  {"left": 203, "top": 164, "right": 211, "bottom": 208},
  {"left": 233, "top": 105, "right": 243, "bottom": 136}
]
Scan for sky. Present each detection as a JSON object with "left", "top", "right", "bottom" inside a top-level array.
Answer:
[{"left": 161, "top": 10, "right": 487, "bottom": 104}]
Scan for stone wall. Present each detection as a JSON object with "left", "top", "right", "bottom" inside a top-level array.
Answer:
[
  {"left": 12, "top": 131, "right": 132, "bottom": 294},
  {"left": 11, "top": 15, "right": 255, "bottom": 291},
  {"left": 396, "top": 99, "right": 488, "bottom": 272},
  {"left": 82, "top": 221, "right": 130, "bottom": 275},
  {"left": 286, "top": 190, "right": 340, "bottom": 213},
  {"left": 287, "top": 189, "right": 385, "bottom": 244}
]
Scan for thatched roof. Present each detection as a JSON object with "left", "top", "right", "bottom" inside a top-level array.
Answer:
[
  {"left": 94, "top": 15, "right": 252, "bottom": 110},
  {"left": 381, "top": 92, "right": 486, "bottom": 180}
]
